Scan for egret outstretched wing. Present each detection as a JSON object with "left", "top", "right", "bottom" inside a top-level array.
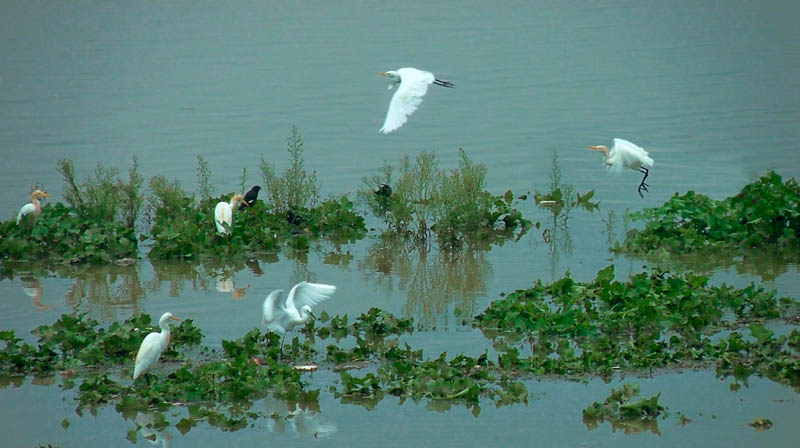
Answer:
[
  {"left": 380, "top": 68, "right": 435, "bottom": 134},
  {"left": 285, "top": 281, "right": 337, "bottom": 311}
]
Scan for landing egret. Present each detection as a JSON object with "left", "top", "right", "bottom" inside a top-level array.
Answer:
[
  {"left": 378, "top": 67, "right": 454, "bottom": 134},
  {"left": 133, "top": 312, "right": 180, "bottom": 383},
  {"left": 262, "top": 282, "right": 336, "bottom": 347},
  {"left": 239, "top": 185, "right": 261, "bottom": 211},
  {"left": 214, "top": 194, "right": 248, "bottom": 234},
  {"left": 588, "top": 138, "right": 654, "bottom": 198},
  {"left": 16, "top": 190, "right": 50, "bottom": 224}
]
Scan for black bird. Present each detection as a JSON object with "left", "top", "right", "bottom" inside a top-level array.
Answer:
[
  {"left": 375, "top": 183, "right": 392, "bottom": 198},
  {"left": 286, "top": 208, "right": 305, "bottom": 226},
  {"left": 239, "top": 185, "right": 262, "bottom": 210}
]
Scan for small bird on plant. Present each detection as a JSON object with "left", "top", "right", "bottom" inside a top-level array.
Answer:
[{"left": 239, "top": 185, "right": 262, "bottom": 210}]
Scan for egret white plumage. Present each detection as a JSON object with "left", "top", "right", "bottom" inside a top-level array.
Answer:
[
  {"left": 133, "top": 312, "right": 180, "bottom": 382},
  {"left": 588, "top": 138, "right": 655, "bottom": 198},
  {"left": 378, "top": 67, "right": 453, "bottom": 134},
  {"left": 262, "top": 282, "right": 336, "bottom": 347},
  {"left": 214, "top": 194, "right": 248, "bottom": 234},
  {"left": 16, "top": 189, "right": 50, "bottom": 224}
]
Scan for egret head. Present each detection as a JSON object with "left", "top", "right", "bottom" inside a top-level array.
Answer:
[
  {"left": 232, "top": 194, "right": 248, "bottom": 206},
  {"left": 378, "top": 71, "right": 400, "bottom": 81},
  {"left": 301, "top": 305, "right": 316, "bottom": 320},
  {"left": 30, "top": 190, "right": 50, "bottom": 201},
  {"left": 160, "top": 312, "right": 180, "bottom": 324},
  {"left": 588, "top": 145, "right": 609, "bottom": 157}
]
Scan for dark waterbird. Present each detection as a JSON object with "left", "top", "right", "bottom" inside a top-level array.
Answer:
[{"left": 239, "top": 185, "right": 262, "bottom": 210}]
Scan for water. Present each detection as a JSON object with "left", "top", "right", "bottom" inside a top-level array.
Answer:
[{"left": 1, "top": 0, "right": 799, "bottom": 446}]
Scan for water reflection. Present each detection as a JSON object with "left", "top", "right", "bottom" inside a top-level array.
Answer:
[
  {"left": 133, "top": 411, "right": 173, "bottom": 447},
  {"left": 262, "top": 394, "right": 337, "bottom": 439},
  {"left": 359, "top": 237, "right": 490, "bottom": 327},
  {"left": 21, "top": 276, "right": 51, "bottom": 311}
]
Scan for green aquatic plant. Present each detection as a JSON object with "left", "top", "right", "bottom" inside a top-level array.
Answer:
[
  {"left": 259, "top": 126, "right": 319, "bottom": 214},
  {"left": 0, "top": 313, "right": 201, "bottom": 375},
  {"left": 582, "top": 383, "right": 665, "bottom": 435},
  {"left": 617, "top": 171, "right": 800, "bottom": 256},
  {"left": 0, "top": 159, "right": 142, "bottom": 263},
  {"left": 360, "top": 149, "right": 530, "bottom": 251},
  {"left": 474, "top": 265, "right": 799, "bottom": 388}
]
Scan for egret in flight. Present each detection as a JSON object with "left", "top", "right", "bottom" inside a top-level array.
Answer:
[
  {"left": 262, "top": 282, "right": 336, "bottom": 348},
  {"left": 378, "top": 67, "right": 454, "bottom": 134},
  {"left": 133, "top": 312, "right": 180, "bottom": 383},
  {"left": 588, "top": 138, "right": 654, "bottom": 198},
  {"left": 214, "top": 194, "right": 248, "bottom": 234},
  {"left": 16, "top": 189, "right": 50, "bottom": 224}
]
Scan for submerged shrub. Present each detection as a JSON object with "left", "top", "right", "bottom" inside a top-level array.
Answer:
[
  {"left": 259, "top": 126, "right": 319, "bottom": 214},
  {"left": 360, "top": 149, "right": 530, "bottom": 251},
  {"left": 617, "top": 171, "right": 800, "bottom": 255}
]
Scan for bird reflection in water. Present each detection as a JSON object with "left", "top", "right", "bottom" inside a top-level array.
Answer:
[
  {"left": 262, "top": 394, "right": 337, "bottom": 439},
  {"left": 21, "top": 276, "right": 51, "bottom": 311},
  {"left": 215, "top": 275, "right": 249, "bottom": 300},
  {"left": 134, "top": 411, "right": 173, "bottom": 447}
]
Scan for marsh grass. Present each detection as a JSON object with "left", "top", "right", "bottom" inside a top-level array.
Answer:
[
  {"left": 260, "top": 126, "right": 319, "bottom": 214},
  {"left": 195, "top": 155, "right": 214, "bottom": 202},
  {"left": 360, "top": 149, "right": 530, "bottom": 251}
]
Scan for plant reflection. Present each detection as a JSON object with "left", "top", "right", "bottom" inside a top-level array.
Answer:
[{"left": 359, "top": 237, "right": 490, "bottom": 327}]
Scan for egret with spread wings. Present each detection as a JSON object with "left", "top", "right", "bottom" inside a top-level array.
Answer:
[{"left": 378, "top": 67, "right": 453, "bottom": 134}]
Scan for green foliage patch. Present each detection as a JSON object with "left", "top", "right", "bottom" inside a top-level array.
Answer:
[
  {"left": 474, "top": 265, "right": 799, "bottom": 389},
  {"left": 617, "top": 171, "right": 800, "bottom": 256}
]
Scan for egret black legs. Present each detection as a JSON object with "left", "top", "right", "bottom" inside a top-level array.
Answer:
[
  {"left": 433, "top": 79, "right": 454, "bottom": 88},
  {"left": 637, "top": 167, "right": 650, "bottom": 198}
]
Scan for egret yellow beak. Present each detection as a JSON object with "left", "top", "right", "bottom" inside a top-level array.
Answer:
[
  {"left": 241, "top": 200, "right": 250, "bottom": 207},
  {"left": 378, "top": 72, "right": 387, "bottom": 76},
  {"left": 170, "top": 315, "right": 180, "bottom": 322},
  {"left": 588, "top": 146, "right": 601, "bottom": 151}
]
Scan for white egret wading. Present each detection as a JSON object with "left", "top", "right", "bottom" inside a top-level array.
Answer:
[
  {"left": 588, "top": 138, "right": 654, "bottom": 198},
  {"left": 262, "top": 282, "right": 336, "bottom": 348},
  {"left": 214, "top": 194, "right": 248, "bottom": 234},
  {"left": 378, "top": 67, "right": 453, "bottom": 134},
  {"left": 133, "top": 312, "right": 180, "bottom": 383},
  {"left": 17, "top": 189, "right": 50, "bottom": 224}
]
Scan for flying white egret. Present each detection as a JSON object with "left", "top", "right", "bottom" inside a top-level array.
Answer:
[
  {"left": 378, "top": 67, "right": 454, "bottom": 134},
  {"left": 16, "top": 189, "right": 50, "bottom": 224},
  {"left": 588, "top": 138, "right": 655, "bottom": 198},
  {"left": 214, "top": 194, "right": 248, "bottom": 234},
  {"left": 262, "top": 282, "right": 336, "bottom": 348},
  {"left": 133, "top": 312, "right": 180, "bottom": 383}
]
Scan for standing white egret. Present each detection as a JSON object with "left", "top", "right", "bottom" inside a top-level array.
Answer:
[
  {"left": 262, "top": 282, "right": 336, "bottom": 347},
  {"left": 378, "top": 67, "right": 454, "bottom": 134},
  {"left": 16, "top": 189, "right": 50, "bottom": 224},
  {"left": 214, "top": 194, "right": 248, "bottom": 234},
  {"left": 133, "top": 312, "right": 180, "bottom": 383},
  {"left": 588, "top": 138, "right": 655, "bottom": 198}
]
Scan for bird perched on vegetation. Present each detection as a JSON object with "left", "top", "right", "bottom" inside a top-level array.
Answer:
[
  {"left": 16, "top": 189, "right": 50, "bottom": 224},
  {"left": 378, "top": 67, "right": 454, "bottom": 134},
  {"left": 214, "top": 194, "right": 248, "bottom": 234},
  {"left": 588, "top": 138, "right": 655, "bottom": 198},
  {"left": 133, "top": 312, "right": 180, "bottom": 383},
  {"left": 239, "top": 185, "right": 262, "bottom": 210},
  {"left": 286, "top": 208, "right": 305, "bottom": 227},
  {"left": 262, "top": 282, "right": 336, "bottom": 348}
]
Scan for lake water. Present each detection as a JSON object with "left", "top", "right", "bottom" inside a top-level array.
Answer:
[{"left": 1, "top": 0, "right": 799, "bottom": 446}]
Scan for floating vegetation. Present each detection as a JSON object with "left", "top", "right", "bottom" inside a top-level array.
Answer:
[
  {"left": 148, "top": 128, "right": 365, "bottom": 259},
  {"left": 474, "top": 265, "right": 800, "bottom": 389},
  {"left": 616, "top": 171, "right": 800, "bottom": 257},
  {"left": 0, "top": 159, "right": 142, "bottom": 264},
  {"left": 0, "top": 313, "right": 201, "bottom": 375},
  {"left": 582, "top": 383, "right": 665, "bottom": 435},
  {"left": 360, "top": 149, "right": 530, "bottom": 251},
  {"left": 748, "top": 417, "right": 773, "bottom": 431}
]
